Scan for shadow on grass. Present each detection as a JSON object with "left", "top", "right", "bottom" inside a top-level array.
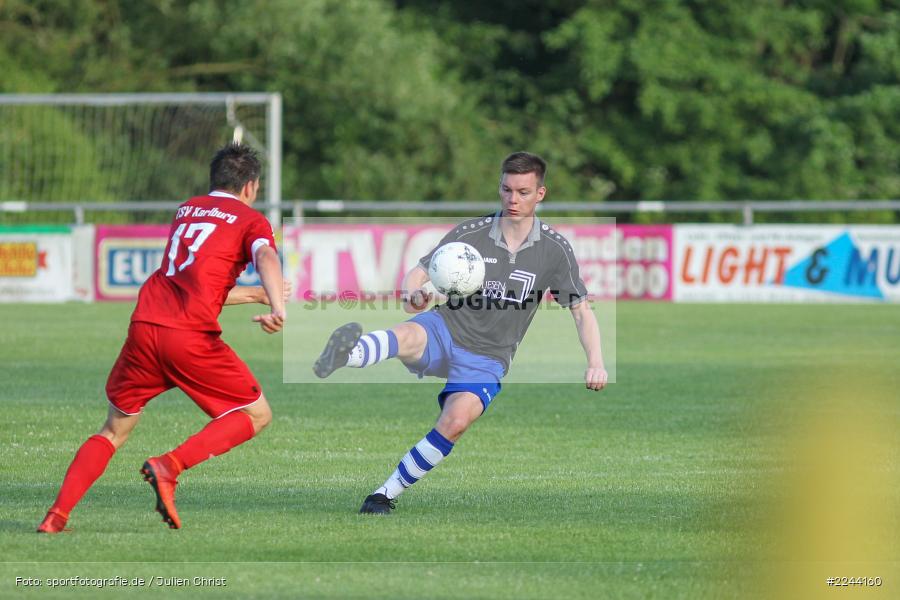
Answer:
[{"left": 0, "top": 519, "right": 39, "bottom": 533}]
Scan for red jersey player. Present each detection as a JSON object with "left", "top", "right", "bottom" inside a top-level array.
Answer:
[{"left": 37, "top": 143, "right": 286, "bottom": 533}]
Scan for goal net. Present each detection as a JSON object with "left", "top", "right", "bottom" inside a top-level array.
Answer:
[{"left": 0, "top": 93, "right": 281, "bottom": 223}]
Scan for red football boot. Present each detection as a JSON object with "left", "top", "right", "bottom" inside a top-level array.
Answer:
[
  {"left": 36, "top": 508, "right": 70, "bottom": 533},
  {"left": 140, "top": 454, "right": 183, "bottom": 529}
]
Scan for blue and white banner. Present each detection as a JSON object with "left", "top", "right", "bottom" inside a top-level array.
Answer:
[{"left": 674, "top": 225, "right": 900, "bottom": 302}]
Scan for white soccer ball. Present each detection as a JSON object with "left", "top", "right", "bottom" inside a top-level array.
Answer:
[{"left": 428, "top": 242, "right": 486, "bottom": 297}]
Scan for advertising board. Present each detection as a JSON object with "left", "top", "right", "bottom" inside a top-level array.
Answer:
[
  {"left": 674, "top": 225, "right": 900, "bottom": 302},
  {"left": 0, "top": 226, "right": 74, "bottom": 302}
]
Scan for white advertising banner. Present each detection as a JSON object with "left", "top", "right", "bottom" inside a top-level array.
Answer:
[
  {"left": 0, "top": 226, "right": 74, "bottom": 302},
  {"left": 674, "top": 225, "right": 900, "bottom": 302}
]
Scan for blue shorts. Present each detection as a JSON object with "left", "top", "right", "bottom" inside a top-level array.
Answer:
[{"left": 406, "top": 311, "right": 504, "bottom": 411}]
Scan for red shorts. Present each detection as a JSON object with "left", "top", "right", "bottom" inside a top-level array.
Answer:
[{"left": 106, "top": 322, "right": 262, "bottom": 418}]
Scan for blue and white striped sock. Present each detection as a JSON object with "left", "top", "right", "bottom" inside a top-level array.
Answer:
[
  {"left": 347, "top": 330, "right": 399, "bottom": 368},
  {"left": 375, "top": 429, "right": 454, "bottom": 499}
]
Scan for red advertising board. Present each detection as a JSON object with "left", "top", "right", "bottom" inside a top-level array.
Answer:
[{"left": 286, "top": 223, "right": 673, "bottom": 301}]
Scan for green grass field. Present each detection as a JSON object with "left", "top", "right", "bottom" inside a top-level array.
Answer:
[{"left": 1, "top": 302, "right": 898, "bottom": 599}]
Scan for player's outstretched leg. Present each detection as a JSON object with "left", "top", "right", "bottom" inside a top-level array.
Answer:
[
  {"left": 37, "top": 435, "right": 116, "bottom": 533},
  {"left": 37, "top": 406, "right": 137, "bottom": 533},
  {"left": 140, "top": 404, "right": 264, "bottom": 529},
  {"left": 313, "top": 322, "right": 363, "bottom": 378},
  {"left": 315, "top": 321, "right": 429, "bottom": 379}
]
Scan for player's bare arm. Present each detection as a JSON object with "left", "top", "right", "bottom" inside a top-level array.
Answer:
[
  {"left": 402, "top": 264, "right": 435, "bottom": 314},
  {"left": 252, "top": 244, "right": 286, "bottom": 334},
  {"left": 225, "top": 286, "right": 264, "bottom": 305},
  {"left": 224, "top": 280, "right": 292, "bottom": 306},
  {"left": 570, "top": 299, "right": 608, "bottom": 391}
]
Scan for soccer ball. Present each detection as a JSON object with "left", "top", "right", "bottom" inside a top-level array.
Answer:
[{"left": 428, "top": 242, "right": 486, "bottom": 297}]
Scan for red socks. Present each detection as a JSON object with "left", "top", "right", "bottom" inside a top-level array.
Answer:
[
  {"left": 50, "top": 434, "right": 116, "bottom": 515},
  {"left": 46, "top": 413, "right": 254, "bottom": 518},
  {"left": 172, "top": 411, "right": 256, "bottom": 470}
]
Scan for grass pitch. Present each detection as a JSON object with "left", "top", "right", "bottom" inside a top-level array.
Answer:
[{"left": 0, "top": 302, "right": 898, "bottom": 599}]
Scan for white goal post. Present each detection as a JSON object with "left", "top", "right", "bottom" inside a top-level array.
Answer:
[{"left": 0, "top": 93, "right": 282, "bottom": 224}]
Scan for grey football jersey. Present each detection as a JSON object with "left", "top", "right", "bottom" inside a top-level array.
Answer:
[{"left": 419, "top": 213, "right": 587, "bottom": 372}]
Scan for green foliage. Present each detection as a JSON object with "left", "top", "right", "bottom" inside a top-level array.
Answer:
[
  {"left": 400, "top": 0, "right": 900, "bottom": 207},
  {"left": 0, "top": 0, "right": 898, "bottom": 215},
  {"left": 0, "top": 106, "right": 116, "bottom": 201}
]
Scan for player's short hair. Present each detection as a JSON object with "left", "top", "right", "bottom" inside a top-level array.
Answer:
[
  {"left": 501, "top": 151, "right": 547, "bottom": 186},
  {"left": 209, "top": 143, "right": 261, "bottom": 193}
]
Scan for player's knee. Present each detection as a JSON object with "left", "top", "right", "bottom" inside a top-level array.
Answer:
[
  {"left": 256, "top": 407, "right": 272, "bottom": 431},
  {"left": 437, "top": 416, "right": 471, "bottom": 441},
  {"left": 244, "top": 401, "right": 272, "bottom": 433}
]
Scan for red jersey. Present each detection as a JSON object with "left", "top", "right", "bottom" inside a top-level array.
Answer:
[{"left": 131, "top": 191, "right": 276, "bottom": 332}]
